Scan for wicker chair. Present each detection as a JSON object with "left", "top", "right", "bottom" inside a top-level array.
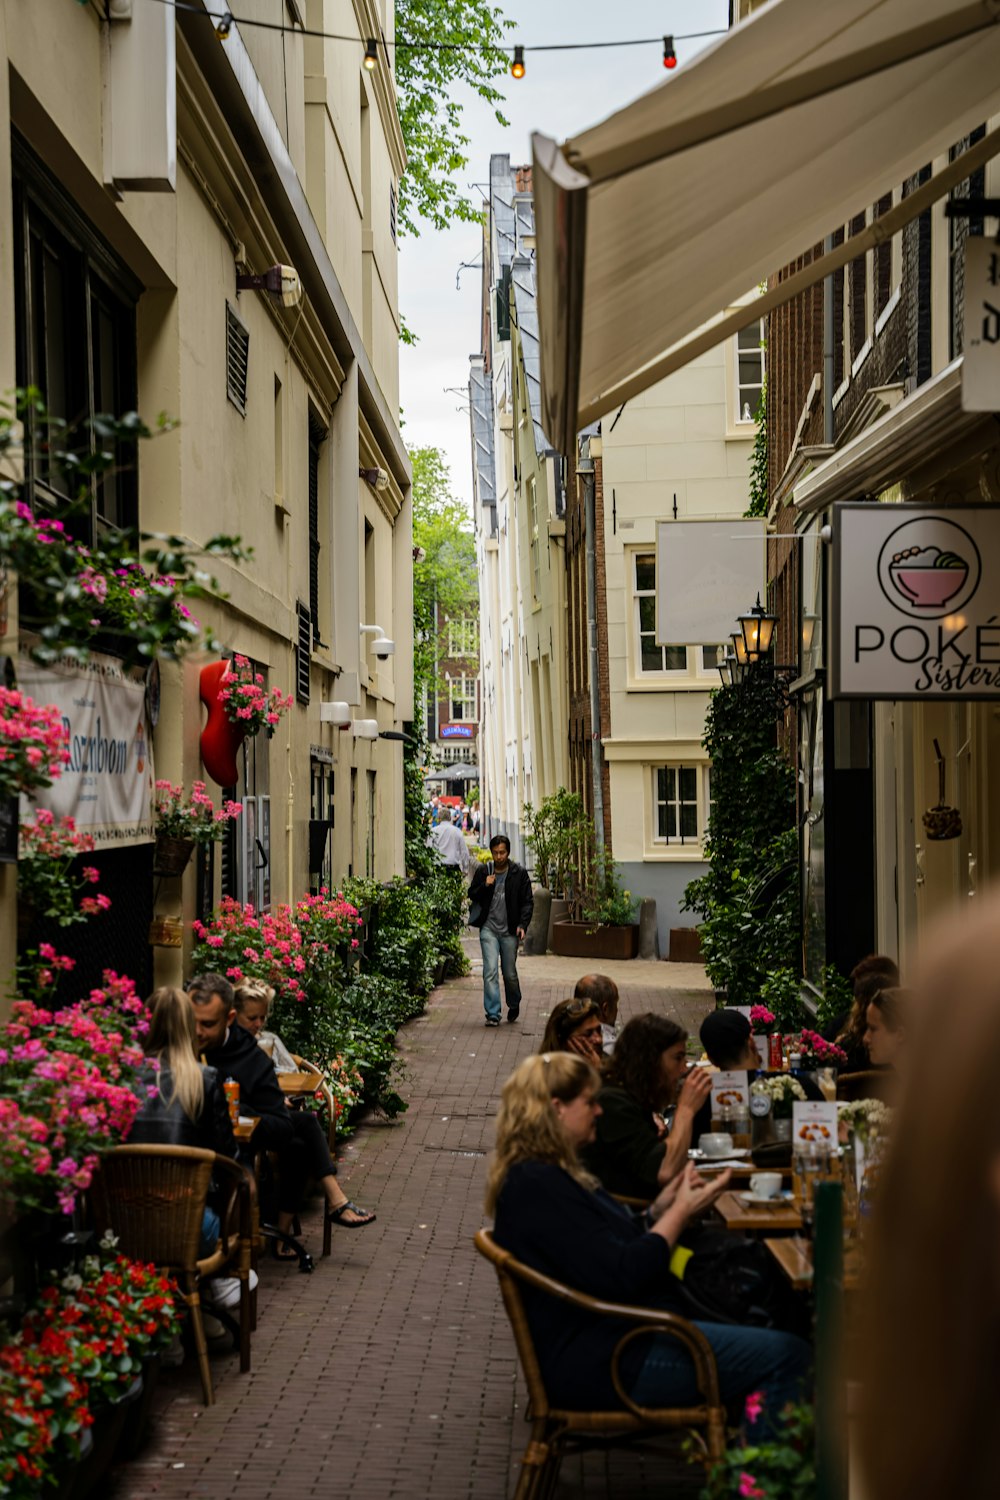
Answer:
[
  {"left": 474, "top": 1228, "right": 725, "bottom": 1499},
  {"left": 89, "top": 1144, "right": 254, "bottom": 1406},
  {"left": 836, "top": 1070, "right": 896, "bottom": 1104}
]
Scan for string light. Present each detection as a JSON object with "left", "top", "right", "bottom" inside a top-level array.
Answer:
[
  {"left": 145, "top": 0, "right": 726, "bottom": 66},
  {"left": 662, "top": 35, "right": 677, "bottom": 68},
  {"left": 363, "top": 37, "right": 378, "bottom": 70}
]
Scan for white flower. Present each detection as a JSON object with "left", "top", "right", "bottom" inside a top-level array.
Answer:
[
  {"left": 99, "top": 1229, "right": 120, "bottom": 1251},
  {"left": 61, "top": 1272, "right": 83, "bottom": 1292},
  {"left": 751, "top": 1075, "right": 806, "bottom": 1104}
]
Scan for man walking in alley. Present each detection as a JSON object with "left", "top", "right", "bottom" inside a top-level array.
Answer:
[
  {"left": 468, "top": 835, "right": 533, "bottom": 1026},
  {"left": 428, "top": 805, "right": 471, "bottom": 875}
]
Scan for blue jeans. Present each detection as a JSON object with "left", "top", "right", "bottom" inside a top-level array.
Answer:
[
  {"left": 200, "top": 1205, "right": 221, "bottom": 1258},
  {"left": 480, "top": 926, "right": 521, "bottom": 1020},
  {"left": 631, "top": 1322, "right": 810, "bottom": 1437}
]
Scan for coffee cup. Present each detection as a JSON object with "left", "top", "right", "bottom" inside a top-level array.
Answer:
[
  {"left": 749, "top": 1172, "right": 782, "bottom": 1199},
  {"left": 700, "top": 1133, "right": 733, "bottom": 1159}
]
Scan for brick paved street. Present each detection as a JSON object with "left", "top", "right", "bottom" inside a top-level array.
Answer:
[{"left": 109, "top": 952, "right": 713, "bottom": 1500}]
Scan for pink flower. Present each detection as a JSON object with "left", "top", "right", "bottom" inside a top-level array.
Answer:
[
  {"left": 738, "top": 1475, "right": 765, "bottom": 1499},
  {"left": 744, "top": 1391, "right": 764, "bottom": 1425}
]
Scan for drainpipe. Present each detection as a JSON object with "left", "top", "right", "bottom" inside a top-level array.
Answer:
[{"left": 578, "top": 440, "right": 605, "bottom": 857}]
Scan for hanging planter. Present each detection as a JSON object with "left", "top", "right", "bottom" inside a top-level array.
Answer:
[
  {"left": 922, "top": 737, "right": 962, "bottom": 841},
  {"left": 152, "top": 834, "right": 196, "bottom": 876},
  {"left": 199, "top": 657, "right": 293, "bottom": 787},
  {"left": 148, "top": 915, "right": 184, "bottom": 947}
]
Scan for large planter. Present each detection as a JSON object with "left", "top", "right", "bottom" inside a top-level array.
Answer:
[
  {"left": 550, "top": 920, "right": 639, "bottom": 961},
  {"left": 118, "top": 1354, "right": 161, "bottom": 1461}
]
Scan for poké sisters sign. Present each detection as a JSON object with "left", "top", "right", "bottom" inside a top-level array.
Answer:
[{"left": 832, "top": 504, "right": 1000, "bottom": 700}]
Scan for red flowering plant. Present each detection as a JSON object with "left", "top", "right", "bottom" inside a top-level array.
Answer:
[
  {"left": 218, "top": 655, "right": 293, "bottom": 739},
  {"left": 784, "top": 1029, "right": 848, "bottom": 1069},
  {"left": 0, "top": 973, "right": 148, "bottom": 1216},
  {"left": 0, "top": 1333, "right": 92, "bottom": 1495},
  {"left": 17, "top": 810, "right": 111, "bottom": 928},
  {"left": 190, "top": 890, "right": 362, "bottom": 999},
  {"left": 154, "top": 779, "right": 242, "bottom": 846},
  {"left": 0, "top": 687, "right": 70, "bottom": 801},
  {"left": 749, "top": 1005, "right": 775, "bottom": 1034}
]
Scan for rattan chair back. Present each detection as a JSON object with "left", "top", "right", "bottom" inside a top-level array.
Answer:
[{"left": 89, "top": 1144, "right": 214, "bottom": 1270}]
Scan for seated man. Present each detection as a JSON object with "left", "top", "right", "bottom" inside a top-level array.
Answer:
[
  {"left": 695, "top": 1008, "right": 822, "bottom": 1143},
  {"left": 574, "top": 973, "right": 620, "bottom": 1055},
  {"left": 187, "top": 972, "right": 374, "bottom": 1255}
]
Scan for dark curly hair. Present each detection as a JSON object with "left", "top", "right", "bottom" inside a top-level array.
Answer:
[
  {"left": 603, "top": 1012, "right": 687, "bottom": 1113},
  {"left": 838, "top": 954, "right": 900, "bottom": 1058}
]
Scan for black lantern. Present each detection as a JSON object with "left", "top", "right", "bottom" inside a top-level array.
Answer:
[{"left": 739, "top": 594, "right": 777, "bottom": 660}]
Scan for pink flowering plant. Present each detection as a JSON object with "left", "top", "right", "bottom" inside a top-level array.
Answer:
[
  {"left": 698, "top": 1395, "right": 816, "bottom": 1498},
  {"left": 784, "top": 1029, "right": 848, "bottom": 1068},
  {"left": 0, "top": 687, "right": 70, "bottom": 800},
  {"left": 191, "top": 890, "right": 362, "bottom": 999},
  {"left": 0, "top": 972, "right": 148, "bottom": 1216},
  {"left": 218, "top": 655, "right": 293, "bottom": 739},
  {"left": 749, "top": 1005, "right": 775, "bottom": 1034},
  {"left": 17, "top": 811, "right": 111, "bottom": 928},
  {"left": 154, "top": 780, "right": 242, "bottom": 846}
]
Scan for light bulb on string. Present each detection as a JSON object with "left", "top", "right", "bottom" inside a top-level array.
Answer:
[
  {"left": 363, "top": 38, "right": 378, "bottom": 70},
  {"left": 663, "top": 35, "right": 677, "bottom": 68},
  {"left": 215, "top": 10, "right": 233, "bottom": 39},
  {"left": 511, "top": 45, "right": 525, "bottom": 80}
]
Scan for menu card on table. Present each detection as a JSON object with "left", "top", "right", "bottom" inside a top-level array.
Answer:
[
  {"left": 710, "top": 1070, "right": 750, "bottom": 1113},
  {"left": 791, "top": 1100, "right": 838, "bottom": 1148}
]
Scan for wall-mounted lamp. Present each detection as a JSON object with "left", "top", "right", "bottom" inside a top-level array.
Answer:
[
  {"left": 214, "top": 10, "right": 233, "bottom": 39},
  {"left": 359, "top": 465, "right": 390, "bottom": 491},
  {"left": 738, "top": 594, "right": 778, "bottom": 660},
  {"left": 319, "top": 700, "right": 352, "bottom": 728},
  {"left": 363, "top": 37, "right": 378, "bottom": 70},
  {"left": 360, "top": 624, "right": 395, "bottom": 658},
  {"left": 236, "top": 263, "right": 303, "bottom": 308},
  {"left": 351, "top": 719, "right": 379, "bottom": 741}
]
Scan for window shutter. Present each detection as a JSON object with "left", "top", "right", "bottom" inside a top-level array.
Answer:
[
  {"left": 308, "top": 420, "right": 324, "bottom": 647},
  {"left": 389, "top": 182, "right": 397, "bottom": 244},
  {"left": 296, "top": 601, "right": 311, "bottom": 705},
  {"left": 496, "top": 265, "right": 512, "bottom": 342},
  {"left": 226, "top": 302, "right": 250, "bottom": 415}
]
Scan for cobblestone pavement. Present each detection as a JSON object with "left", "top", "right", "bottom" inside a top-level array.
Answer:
[{"left": 109, "top": 952, "right": 713, "bottom": 1500}]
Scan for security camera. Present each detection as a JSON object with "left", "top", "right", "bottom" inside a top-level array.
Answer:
[
  {"left": 372, "top": 637, "right": 396, "bottom": 658},
  {"left": 359, "top": 466, "right": 390, "bottom": 491},
  {"left": 351, "top": 719, "right": 379, "bottom": 740},
  {"left": 236, "top": 263, "right": 303, "bottom": 308}
]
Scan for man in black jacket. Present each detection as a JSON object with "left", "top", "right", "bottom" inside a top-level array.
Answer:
[
  {"left": 468, "top": 835, "right": 533, "bottom": 1026},
  {"left": 187, "top": 972, "right": 293, "bottom": 1152}
]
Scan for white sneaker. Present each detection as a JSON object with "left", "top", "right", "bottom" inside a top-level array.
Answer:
[{"left": 202, "top": 1270, "right": 258, "bottom": 1310}]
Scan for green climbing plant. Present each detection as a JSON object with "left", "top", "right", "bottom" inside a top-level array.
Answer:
[{"left": 744, "top": 377, "right": 769, "bottom": 518}]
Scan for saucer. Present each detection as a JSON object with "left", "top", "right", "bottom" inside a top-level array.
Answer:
[
  {"left": 690, "top": 1147, "right": 749, "bottom": 1160},
  {"left": 739, "top": 1190, "right": 794, "bottom": 1205}
]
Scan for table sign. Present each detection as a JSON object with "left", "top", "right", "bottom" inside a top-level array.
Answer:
[
  {"left": 710, "top": 1071, "right": 750, "bottom": 1113},
  {"left": 831, "top": 503, "right": 1000, "bottom": 700},
  {"left": 791, "top": 1100, "right": 838, "bottom": 1147}
]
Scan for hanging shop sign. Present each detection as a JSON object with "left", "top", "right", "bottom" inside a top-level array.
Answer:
[
  {"left": 440, "top": 722, "right": 475, "bottom": 739},
  {"left": 17, "top": 651, "right": 155, "bottom": 847},
  {"left": 832, "top": 503, "right": 1000, "bottom": 700},
  {"left": 961, "top": 239, "right": 1000, "bottom": 413}
]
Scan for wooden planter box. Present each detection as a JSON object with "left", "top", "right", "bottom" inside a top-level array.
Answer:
[{"left": 551, "top": 921, "right": 639, "bottom": 960}]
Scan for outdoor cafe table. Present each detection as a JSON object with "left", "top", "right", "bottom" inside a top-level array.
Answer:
[
  {"left": 713, "top": 1189, "right": 802, "bottom": 1234},
  {"left": 277, "top": 1071, "right": 319, "bottom": 1096},
  {"left": 764, "top": 1235, "right": 862, "bottom": 1293},
  {"left": 233, "top": 1117, "right": 259, "bottom": 1143}
]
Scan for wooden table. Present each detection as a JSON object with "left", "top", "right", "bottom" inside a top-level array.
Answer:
[
  {"left": 233, "top": 1117, "right": 259, "bottom": 1143},
  {"left": 713, "top": 1189, "right": 802, "bottom": 1234},
  {"left": 764, "top": 1235, "right": 862, "bottom": 1292},
  {"left": 697, "top": 1161, "right": 791, "bottom": 1185},
  {"left": 277, "top": 1071, "right": 319, "bottom": 1095}
]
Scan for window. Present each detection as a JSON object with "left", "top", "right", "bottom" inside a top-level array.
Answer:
[
  {"left": 448, "top": 673, "right": 478, "bottom": 721},
  {"left": 847, "top": 212, "right": 868, "bottom": 364},
  {"left": 226, "top": 302, "right": 250, "bottom": 415},
  {"left": 447, "top": 616, "right": 479, "bottom": 658},
  {"left": 652, "top": 765, "right": 711, "bottom": 846},
  {"left": 735, "top": 318, "right": 765, "bottom": 423},
  {"left": 528, "top": 476, "right": 541, "bottom": 603},
  {"left": 12, "top": 135, "right": 139, "bottom": 540}
]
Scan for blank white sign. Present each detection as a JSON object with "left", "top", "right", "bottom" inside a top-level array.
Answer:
[{"left": 655, "top": 519, "right": 766, "bottom": 645}]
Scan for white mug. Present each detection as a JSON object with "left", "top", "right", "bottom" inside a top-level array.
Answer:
[
  {"left": 700, "top": 1132, "right": 733, "bottom": 1159},
  {"left": 749, "top": 1172, "right": 782, "bottom": 1199}
]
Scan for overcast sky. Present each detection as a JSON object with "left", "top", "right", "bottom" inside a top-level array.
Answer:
[{"left": 397, "top": 0, "right": 731, "bottom": 511}]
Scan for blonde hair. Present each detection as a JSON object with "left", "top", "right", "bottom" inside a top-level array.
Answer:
[
  {"left": 145, "top": 986, "right": 204, "bottom": 1123},
  {"left": 233, "top": 977, "right": 275, "bottom": 1013},
  {"left": 485, "top": 1053, "right": 600, "bottom": 1215}
]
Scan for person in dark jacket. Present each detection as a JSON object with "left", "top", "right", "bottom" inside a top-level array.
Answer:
[
  {"left": 468, "top": 835, "right": 533, "bottom": 1026},
  {"left": 487, "top": 1053, "right": 809, "bottom": 1428},
  {"left": 188, "top": 972, "right": 374, "bottom": 1255},
  {"left": 128, "top": 986, "right": 239, "bottom": 1256}
]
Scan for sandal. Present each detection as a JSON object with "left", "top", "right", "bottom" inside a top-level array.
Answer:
[{"left": 327, "top": 1200, "right": 376, "bottom": 1228}]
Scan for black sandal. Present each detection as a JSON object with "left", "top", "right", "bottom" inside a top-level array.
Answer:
[{"left": 327, "top": 1200, "right": 376, "bottom": 1228}]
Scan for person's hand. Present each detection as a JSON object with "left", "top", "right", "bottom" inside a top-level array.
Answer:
[
  {"left": 648, "top": 1173, "right": 683, "bottom": 1218},
  {"left": 673, "top": 1162, "right": 732, "bottom": 1220},
  {"left": 567, "top": 1031, "right": 603, "bottom": 1063},
  {"left": 485, "top": 873, "right": 496, "bottom": 886},
  {"left": 675, "top": 1066, "right": 712, "bottom": 1118},
  {"left": 652, "top": 1111, "right": 670, "bottom": 1141},
  {"left": 516, "top": 927, "right": 526, "bottom": 941}
]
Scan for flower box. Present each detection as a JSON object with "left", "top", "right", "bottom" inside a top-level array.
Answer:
[{"left": 551, "top": 920, "right": 639, "bottom": 961}]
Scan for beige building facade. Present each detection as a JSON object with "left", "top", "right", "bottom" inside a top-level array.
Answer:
[{"left": 0, "top": 0, "right": 411, "bottom": 1001}]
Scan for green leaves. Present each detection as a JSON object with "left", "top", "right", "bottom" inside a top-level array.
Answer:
[{"left": 395, "top": 0, "right": 511, "bottom": 238}]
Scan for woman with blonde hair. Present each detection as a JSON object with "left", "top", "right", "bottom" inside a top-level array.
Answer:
[
  {"left": 488, "top": 1053, "right": 810, "bottom": 1425},
  {"left": 860, "top": 896, "right": 1000, "bottom": 1498}
]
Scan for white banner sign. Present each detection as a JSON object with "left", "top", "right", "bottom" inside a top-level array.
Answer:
[
  {"left": 656, "top": 519, "right": 765, "bottom": 645},
  {"left": 961, "top": 239, "right": 1000, "bottom": 414},
  {"left": 832, "top": 503, "right": 1000, "bottom": 699},
  {"left": 18, "top": 652, "right": 155, "bottom": 848}
]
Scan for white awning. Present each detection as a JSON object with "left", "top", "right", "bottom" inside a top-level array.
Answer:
[{"left": 532, "top": 0, "right": 1000, "bottom": 457}]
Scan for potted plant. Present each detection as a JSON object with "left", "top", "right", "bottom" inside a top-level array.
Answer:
[
  {"left": 700, "top": 1394, "right": 815, "bottom": 1497},
  {"left": 551, "top": 850, "right": 640, "bottom": 960},
  {"left": 153, "top": 780, "right": 242, "bottom": 875},
  {"left": 17, "top": 812, "right": 111, "bottom": 934},
  {"left": 0, "top": 686, "right": 70, "bottom": 802},
  {"left": 749, "top": 1004, "right": 775, "bottom": 1069},
  {"left": 199, "top": 656, "right": 293, "bottom": 786},
  {"left": 785, "top": 1029, "right": 848, "bottom": 1070},
  {"left": 749, "top": 1074, "right": 807, "bottom": 1143}
]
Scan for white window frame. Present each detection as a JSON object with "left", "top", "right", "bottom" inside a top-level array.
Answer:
[
  {"left": 631, "top": 551, "right": 726, "bottom": 684},
  {"left": 650, "top": 764, "right": 712, "bottom": 849},
  {"left": 447, "top": 615, "right": 479, "bottom": 658},
  {"left": 447, "top": 672, "right": 477, "bottom": 722},
  {"left": 733, "top": 316, "right": 766, "bottom": 427},
  {"left": 528, "top": 475, "right": 541, "bottom": 606}
]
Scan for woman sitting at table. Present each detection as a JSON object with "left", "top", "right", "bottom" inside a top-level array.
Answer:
[
  {"left": 129, "top": 986, "right": 238, "bottom": 1253},
  {"left": 538, "top": 997, "right": 605, "bottom": 1064},
  {"left": 863, "top": 986, "right": 907, "bottom": 1070},
  {"left": 488, "top": 1052, "right": 810, "bottom": 1429},
  {"left": 582, "top": 1013, "right": 712, "bottom": 1201},
  {"left": 830, "top": 953, "right": 900, "bottom": 1072},
  {"left": 232, "top": 979, "right": 376, "bottom": 1243}
]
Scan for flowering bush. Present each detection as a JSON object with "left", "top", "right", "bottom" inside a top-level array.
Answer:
[
  {"left": 749, "top": 1005, "right": 775, "bottom": 1033},
  {"left": 785, "top": 1029, "right": 848, "bottom": 1068},
  {"left": 190, "top": 891, "right": 362, "bottom": 998},
  {"left": 17, "top": 811, "right": 111, "bottom": 927},
  {"left": 699, "top": 1395, "right": 816, "bottom": 1498},
  {"left": 0, "top": 974, "right": 148, "bottom": 1216},
  {"left": 218, "top": 655, "right": 293, "bottom": 739},
  {"left": 154, "top": 780, "right": 242, "bottom": 845},
  {"left": 0, "top": 688, "right": 70, "bottom": 800},
  {"left": 0, "top": 1334, "right": 92, "bottom": 1495}
]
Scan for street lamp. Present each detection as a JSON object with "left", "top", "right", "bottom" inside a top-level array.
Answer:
[
  {"left": 717, "top": 653, "right": 734, "bottom": 688},
  {"left": 731, "top": 632, "right": 748, "bottom": 666},
  {"left": 738, "top": 594, "right": 778, "bottom": 661}
]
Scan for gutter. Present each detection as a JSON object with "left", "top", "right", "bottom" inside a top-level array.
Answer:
[
  {"left": 577, "top": 437, "right": 605, "bottom": 857},
  {"left": 178, "top": 2, "right": 410, "bottom": 486}
]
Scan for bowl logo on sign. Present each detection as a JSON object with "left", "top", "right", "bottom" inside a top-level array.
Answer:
[{"left": 876, "top": 518, "right": 981, "bottom": 621}]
